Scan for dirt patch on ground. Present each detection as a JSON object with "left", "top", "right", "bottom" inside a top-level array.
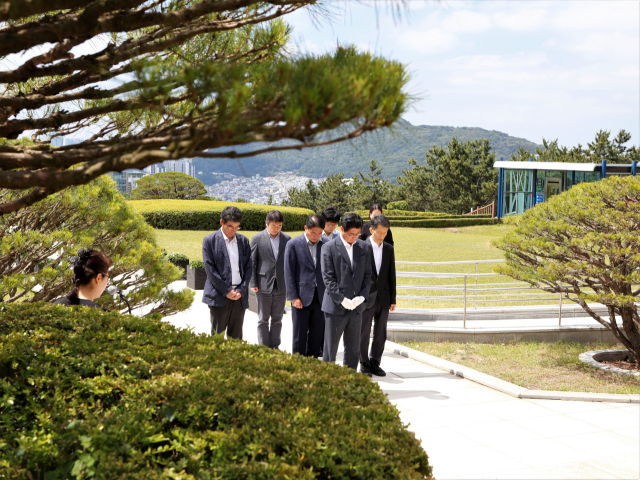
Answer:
[{"left": 601, "top": 359, "right": 640, "bottom": 371}]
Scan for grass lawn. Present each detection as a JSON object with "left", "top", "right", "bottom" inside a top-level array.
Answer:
[
  {"left": 402, "top": 341, "right": 640, "bottom": 395},
  {"left": 153, "top": 224, "right": 562, "bottom": 309}
]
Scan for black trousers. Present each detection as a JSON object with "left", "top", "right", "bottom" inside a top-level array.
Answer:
[
  {"left": 359, "top": 297, "right": 390, "bottom": 365},
  {"left": 291, "top": 289, "right": 324, "bottom": 357},
  {"left": 323, "top": 310, "right": 362, "bottom": 370},
  {"left": 209, "top": 299, "right": 246, "bottom": 340}
]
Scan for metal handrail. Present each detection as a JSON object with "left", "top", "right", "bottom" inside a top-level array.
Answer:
[{"left": 393, "top": 259, "right": 573, "bottom": 328}]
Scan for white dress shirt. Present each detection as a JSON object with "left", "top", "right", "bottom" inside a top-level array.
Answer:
[
  {"left": 304, "top": 231, "right": 318, "bottom": 266},
  {"left": 370, "top": 236, "right": 383, "bottom": 275},
  {"left": 340, "top": 234, "right": 354, "bottom": 268},
  {"left": 224, "top": 233, "right": 242, "bottom": 285},
  {"left": 269, "top": 231, "right": 280, "bottom": 259}
]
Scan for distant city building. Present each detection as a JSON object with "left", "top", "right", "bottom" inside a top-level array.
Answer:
[
  {"left": 106, "top": 169, "right": 147, "bottom": 195},
  {"left": 143, "top": 158, "right": 196, "bottom": 178},
  {"left": 204, "top": 173, "right": 321, "bottom": 205}
]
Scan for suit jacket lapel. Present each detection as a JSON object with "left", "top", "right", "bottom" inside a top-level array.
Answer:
[
  {"left": 264, "top": 229, "right": 276, "bottom": 262},
  {"left": 369, "top": 244, "right": 378, "bottom": 283},
  {"left": 336, "top": 238, "right": 353, "bottom": 273},
  {"left": 217, "top": 229, "right": 231, "bottom": 274}
]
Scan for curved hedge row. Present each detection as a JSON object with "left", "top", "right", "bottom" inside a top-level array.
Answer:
[
  {"left": 0, "top": 304, "right": 432, "bottom": 479},
  {"left": 129, "top": 200, "right": 314, "bottom": 231},
  {"left": 354, "top": 210, "right": 450, "bottom": 219},
  {"left": 389, "top": 217, "right": 501, "bottom": 228}
]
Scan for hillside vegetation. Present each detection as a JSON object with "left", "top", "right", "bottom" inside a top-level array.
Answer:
[{"left": 193, "top": 118, "right": 541, "bottom": 183}]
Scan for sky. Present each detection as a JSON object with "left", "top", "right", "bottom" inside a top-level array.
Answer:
[{"left": 286, "top": 0, "right": 640, "bottom": 148}]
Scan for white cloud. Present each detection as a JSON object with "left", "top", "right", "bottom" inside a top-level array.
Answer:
[
  {"left": 492, "top": 8, "right": 548, "bottom": 31},
  {"left": 567, "top": 32, "right": 640, "bottom": 59},
  {"left": 399, "top": 29, "right": 457, "bottom": 54},
  {"left": 551, "top": 1, "right": 639, "bottom": 32},
  {"left": 441, "top": 10, "right": 493, "bottom": 33}
]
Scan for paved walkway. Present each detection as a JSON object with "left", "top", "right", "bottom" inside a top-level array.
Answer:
[{"left": 162, "top": 287, "right": 640, "bottom": 480}]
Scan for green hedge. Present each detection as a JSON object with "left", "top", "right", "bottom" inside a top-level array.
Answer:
[
  {"left": 383, "top": 215, "right": 492, "bottom": 221},
  {"left": 386, "top": 201, "right": 410, "bottom": 211},
  {"left": 0, "top": 304, "right": 432, "bottom": 479},
  {"left": 354, "top": 209, "right": 450, "bottom": 219},
  {"left": 389, "top": 217, "right": 501, "bottom": 228},
  {"left": 129, "top": 200, "right": 314, "bottom": 231}
]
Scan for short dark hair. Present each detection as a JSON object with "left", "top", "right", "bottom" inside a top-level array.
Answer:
[
  {"left": 321, "top": 207, "right": 341, "bottom": 223},
  {"left": 369, "top": 204, "right": 383, "bottom": 215},
  {"left": 221, "top": 206, "right": 242, "bottom": 223},
  {"left": 370, "top": 214, "right": 391, "bottom": 229},
  {"left": 266, "top": 210, "right": 284, "bottom": 224},
  {"left": 341, "top": 213, "right": 363, "bottom": 231},
  {"left": 306, "top": 214, "right": 326, "bottom": 230}
]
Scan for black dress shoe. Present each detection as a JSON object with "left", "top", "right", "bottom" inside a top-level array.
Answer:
[
  {"left": 369, "top": 359, "right": 386, "bottom": 377},
  {"left": 359, "top": 362, "right": 373, "bottom": 377}
]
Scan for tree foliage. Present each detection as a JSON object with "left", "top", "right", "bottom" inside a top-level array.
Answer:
[
  {"left": 132, "top": 171, "right": 206, "bottom": 200},
  {"left": 0, "top": 1, "right": 410, "bottom": 214},
  {"left": 510, "top": 129, "right": 640, "bottom": 164},
  {"left": 352, "top": 159, "right": 392, "bottom": 209},
  {"left": 495, "top": 176, "right": 640, "bottom": 360},
  {"left": 396, "top": 138, "right": 497, "bottom": 214},
  {"left": 0, "top": 176, "right": 194, "bottom": 316}
]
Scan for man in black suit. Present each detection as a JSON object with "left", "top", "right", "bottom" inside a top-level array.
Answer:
[
  {"left": 250, "top": 210, "right": 291, "bottom": 349},
  {"left": 284, "top": 215, "right": 327, "bottom": 357},
  {"left": 202, "top": 206, "right": 252, "bottom": 340},
  {"left": 359, "top": 204, "right": 394, "bottom": 246},
  {"left": 359, "top": 214, "right": 396, "bottom": 377},
  {"left": 321, "top": 213, "right": 372, "bottom": 370}
]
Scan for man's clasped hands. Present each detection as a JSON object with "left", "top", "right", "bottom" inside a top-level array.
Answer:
[{"left": 341, "top": 296, "right": 365, "bottom": 310}]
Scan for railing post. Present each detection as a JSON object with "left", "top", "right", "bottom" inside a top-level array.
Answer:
[
  {"left": 463, "top": 275, "right": 467, "bottom": 329},
  {"left": 474, "top": 263, "right": 478, "bottom": 309},
  {"left": 558, "top": 282, "right": 562, "bottom": 326}
]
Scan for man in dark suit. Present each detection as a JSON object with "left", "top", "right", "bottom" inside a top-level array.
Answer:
[
  {"left": 202, "top": 206, "right": 252, "bottom": 340},
  {"left": 359, "top": 214, "right": 396, "bottom": 377},
  {"left": 359, "top": 204, "right": 394, "bottom": 246},
  {"left": 321, "top": 213, "right": 372, "bottom": 370},
  {"left": 284, "top": 215, "right": 327, "bottom": 357},
  {"left": 250, "top": 210, "right": 291, "bottom": 349}
]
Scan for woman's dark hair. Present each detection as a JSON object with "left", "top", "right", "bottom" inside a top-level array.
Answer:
[
  {"left": 66, "top": 249, "right": 113, "bottom": 305},
  {"left": 369, "top": 204, "right": 383, "bottom": 216}
]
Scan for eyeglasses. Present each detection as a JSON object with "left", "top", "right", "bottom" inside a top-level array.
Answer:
[{"left": 344, "top": 232, "right": 359, "bottom": 239}]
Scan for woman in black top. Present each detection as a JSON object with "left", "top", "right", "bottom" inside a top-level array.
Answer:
[
  {"left": 359, "top": 204, "right": 394, "bottom": 246},
  {"left": 54, "top": 248, "right": 113, "bottom": 310}
]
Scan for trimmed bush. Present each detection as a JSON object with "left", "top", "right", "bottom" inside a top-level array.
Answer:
[
  {"left": 386, "top": 200, "right": 410, "bottom": 211},
  {"left": 354, "top": 209, "right": 450, "bottom": 219},
  {"left": 190, "top": 260, "right": 205, "bottom": 268},
  {"left": 381, "top": 215, "right": 492, "bottom": 221},
  {"left": 0, "top": 304, "right": 432, "bottom": 479},
  {"left": 168, "top": 252, "right": 189, "bottom": 263},
  {"left": 389, "top": 217, "right": 501, "bottom": 228},
  {"left": 129, "top": 200, "right": 314, "bottom": 231}
]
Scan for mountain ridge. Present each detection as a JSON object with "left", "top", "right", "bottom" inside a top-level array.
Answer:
[{"left": 193, "top": 118, "right": 541, "bottom": 184}]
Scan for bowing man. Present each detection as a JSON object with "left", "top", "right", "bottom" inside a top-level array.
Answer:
[
  {"left": 321, "top": 213, "right": 372, "bottom": 370},
  {"left": 202, "top": 206, "right": 252, "bottom": 340},
  {"left": 250, "top": 210, "right": 291, "bottom": 349},
  {"left": 284, "top": 215, "right": 328, "bottom": 357},
  {"left": 359, "top": 214, "right": 396, "bottom": 377}
]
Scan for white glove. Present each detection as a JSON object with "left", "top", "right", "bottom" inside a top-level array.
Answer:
[
  {"left": 351, "top": 296, "right": 365, "bottom": 308},
  {"left": 341, "top": 297, "right": 355, "bottom": 310}
]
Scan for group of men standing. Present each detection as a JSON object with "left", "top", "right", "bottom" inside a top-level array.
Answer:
[{"left": 201, "top": 204, "right": 396, "bottom": 377}]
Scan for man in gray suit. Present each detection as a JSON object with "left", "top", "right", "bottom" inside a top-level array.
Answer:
[
  {"left": 321, "top": 213, "right": 372, "bottom": 370},
  {"left": 250, "top": 210, "right": 291, "bottom": 349}
]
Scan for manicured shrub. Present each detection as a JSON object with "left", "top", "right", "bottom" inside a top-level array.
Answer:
[
  {"left": 354, "top": 209, "right": 450, "bottom": 219},
  {"left": 0, "top": 177, "right": 193, "bottom": 317},
  {"left": 389, "top": 217, "right": 501, "bottom": 228},
  {"left": 168, "top": 252, "right": 189, "bottom": 263},
  {"left": 189, "top": 260, "right": 205, "bottom": 268},
  {"left": 386, "top": 200, "right": 410, "bottom": 211},
  {"left": 129, "top": 200, "right": 314, "bottom": 231},
  {"left": 382, "top": 215, "right": 492, "bottom": 221},
  {"left": 0, "top": 304, "right": 432, "bottom": 479}
]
